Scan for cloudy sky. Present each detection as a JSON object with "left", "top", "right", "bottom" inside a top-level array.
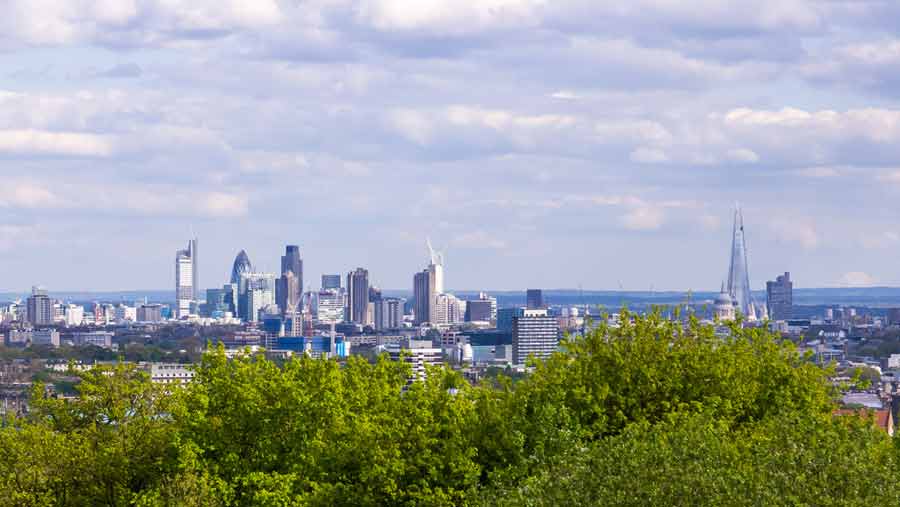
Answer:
[{"left": 2, "top": 0, "right": 900, "bottom": 292}]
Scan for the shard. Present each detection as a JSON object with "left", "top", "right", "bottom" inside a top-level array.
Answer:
[{"left": 726, "top": 205, "right": 756, "bottom": 320}]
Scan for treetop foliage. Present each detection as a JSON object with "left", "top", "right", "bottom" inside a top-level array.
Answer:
[{"left": 0, "top": 311, "right": 894, "bottom": 506}]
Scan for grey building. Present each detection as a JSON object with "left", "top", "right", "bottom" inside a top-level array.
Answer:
[
  {"left": 346, "top": 268, "right": 369, "bottom": 325},
  {"left": 465, "top": 294, "right": 496, "bottom": 323},
  {"left": 376, "top": 297, "right": 404, "bottom": 331},
  {"left": 526, "top": 289, "right": 544, "bottom": 310},
  {"left": 413, "top": 270, "right": 431, "bottom": 326},
  {"left": 26, "top": 286, "right": 52, "bottom": 326},
  {"left": 322, "top": 274, "right": 341, "bottom": 290},
  {"left": 137, "top": 304, "right": 164, "bottom": 323},
  {"left": 766, "top": 272, "right": 793, "bottom": 321},
  {"left": 512, "top": 309, "right": 559, "bottom": 365},
  {"left": 277, "top": 245, "right": 303, "bottom": 313}
]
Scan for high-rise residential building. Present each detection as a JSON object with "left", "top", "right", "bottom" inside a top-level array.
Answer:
[
  {"left": 321, "top": 274, "right": 341, "bottom": 290},
  {"left": 239, "top": 272, "right": 276, "bottom": 322},
  {"left": 512, "top": 309, "right": 559, "bottom": 365},
  {"left": 375, "top": 297, "right": 404, "bottom": 331},
  {"left": 465, "top": 293, "right": 496, "bottom": 323},
  {"left": 526, "top": 289, "right": 544, "bottom": 310},
  {"left": 766, "top": 272, "right": 793, "bottom": 321},
  {"left": 346, "top": 268, "right": 369, "bottom": 325},
  {"left": 413, "top": 241, "right": 446, "bottom": 326},
  {"left": 230, "top": 250, "right": 253, "bottom": 285},
  {"left": 433, "top": 293, "right": 464, "bottom": 325},
  {"left": 726, "top": 206, "right": 756, "bottom": 320},
  {"left": 278, "top": 245, "right": 303, "bottom": 314},
  {"left": 175, "top": 239, "right": 197, "bottom": 319},
  {"left": 26, "top": 286, "right": 52, "bottom": 326},
  {"left": 316, "top": 289, "right": 345, "bottom": 324},
  {"left": 386, "top": 338, "right": 443, "bottom": 383}
]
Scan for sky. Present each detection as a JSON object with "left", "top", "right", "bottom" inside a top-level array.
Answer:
[{"left": 2, "top": 0, "right": 900, "bottom": 292}]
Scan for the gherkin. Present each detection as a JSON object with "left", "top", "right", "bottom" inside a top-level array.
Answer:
[{"left": 231, "top": 250, "right": 252, "bottom": 285}]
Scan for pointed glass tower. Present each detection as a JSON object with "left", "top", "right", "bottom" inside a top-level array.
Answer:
[{"left": 726, "top": 205, "right": 756, "bottom": 320}]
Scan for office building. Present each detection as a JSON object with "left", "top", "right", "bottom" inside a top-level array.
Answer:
[
  {"left": 413, "top": 270, "right": 431, "bottom": 326},
  {"left": 175, "top": 239, "right": 197, "bottom": 319},
  {"left": 526, "top": 289, "right": 544, "bottom": 310},
  {"left": 150, "top": 363, "right": 195, "bottom": 385},
  {"left": 278, "top": 245, "right": 303, "bottom": 314},
  {"left": 26, "top": 286, "right": 52, "bottom": 326},
  {"left": 465, "top": 293, "right": 497, "bottom": 323},
  {"left": 497, "top": 307, "right": 525, "bottom": 332},
  {"left": 317, "top": 289, "right": 345, "bottom": 324},
  {"left": 726, "top": 206, "right": 756, "bottom": 320},
  {"left": 72, "top": 331, "right": 114, "bottom": 349},
  {"left": 386, "top": 338, "right": 443, "bottom": 382},
  {"left": 62, "top": 304, "right": 84, "bottom": 327},
  {"left": 322, "top": 274, "right": 341, "bottom": 290},
  {"left": 114, "top": 304, "right": 136, "bottom": 322},
  {"left": 32, "top": 329, "right": 60, "bottom": 348},
  {"left": 277, "top": 270, "right": 301, "bottom": 314},
  {"left": 766, "top": 272, "right": 793, "bottom": 321},
  {"left": 512, "top": 309, "right": 559, "bottom": 365},
  {"left": 346, "top": 268, "right": 369, "bottom": 325},
  {"left": 239, "top": 272, "right": 276, "bottom": 322},
  {"left": 137, "top": 304, "right": 164, "bottom": 323},
  {"left": 230, "top": 250, "right": 253, "bottom": 285}
]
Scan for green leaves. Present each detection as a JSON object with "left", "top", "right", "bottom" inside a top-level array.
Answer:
[{"left": 0, "top": 311, "right": 892, "bottom": 505}]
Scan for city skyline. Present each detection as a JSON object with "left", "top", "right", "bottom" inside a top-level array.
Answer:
[{"left": 5, "top": 3, "right": 900, "bottom": 290}]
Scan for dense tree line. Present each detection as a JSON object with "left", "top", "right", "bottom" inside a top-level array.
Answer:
[{"left": 1, "top": 312, "right": 897, "bottom": 506}]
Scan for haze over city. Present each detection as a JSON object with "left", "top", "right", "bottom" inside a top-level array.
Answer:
[{"left": 3, "top": 2, "right": 900, "bottom": 291}]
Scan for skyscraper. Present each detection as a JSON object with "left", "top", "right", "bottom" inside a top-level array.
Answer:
[
  {"left": 526, "top": 289, "right": 544, "bottom": 310},
  {"left": 726, "top": 206, "right": 756, "bottom": 320},
  {"left": 413, "top": 270, "right": 431, "bottom": 326},
  {"left": 346, "top": 268, "right": 369, "bottom": 325},
  {"left": 239, "top": 272, "right": 276, "bottom": 323},
  {"left": 26, "top": 286, "right": 52, "bottom": 326},
  {"left": 230, "top": 250, "right": 252, "bottom": 285},
  {"left": 766, "top": 272, "right": 793, "bottom": 321},
  {"left": 321, "top": 274, "right": 341, "bottom": 290},
  {"left": 375, "top": 297, "right": 404, "bottom": 331},
  {"left": 277, "top": 245, "right": 303, "bottom": 313},
  {"left": 512, "top": 309, "right": 559, "bottom": 365},
  {"left": 175, "top": 239, "right": 197, "bottom": 319},
  {"left": 413, "top": 240, "right": 445, "bottom": 326}
]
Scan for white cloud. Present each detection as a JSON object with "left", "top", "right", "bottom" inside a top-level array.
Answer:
[
  {"left": 0, "top": 183, "right": 62, "bottom": 208},
  {"left": 621, "top": 206, "right": 665, "bottom": 231},
  {"left": 198, "top": 192, "right": 249, "bottom": 218},
  {"left": 451, "top": 230, "right": 508, "bottom": 250},
  {"left": 861, "top": 231, "right": 900, "bottom": 250},
  {"left": 836, "top": 271, "right": 877, "bottom": 287},
  {"left": 727, "top": 148, "right": 759, "bottom": 163},
  {"left": 796, "top": 167, "right": 841, "bottom": 178},
  {"left": 0, "top": 129, "right": 113, "bottom": 157},
  {"left": 629, "top": 147, "right": 669, "bottom": 163}
]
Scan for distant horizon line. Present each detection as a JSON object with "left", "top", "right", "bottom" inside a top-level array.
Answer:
[{"left": 0, "top": 286, "right": 896, "bottom": 295}]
